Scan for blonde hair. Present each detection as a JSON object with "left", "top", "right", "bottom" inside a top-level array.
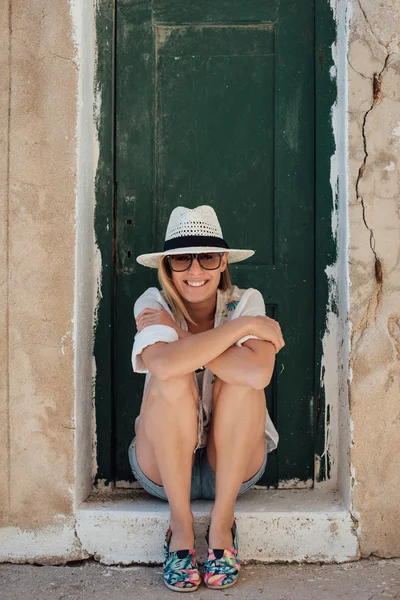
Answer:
[{"left": 158, "top": 255, "right": 233, "bottom": 327}]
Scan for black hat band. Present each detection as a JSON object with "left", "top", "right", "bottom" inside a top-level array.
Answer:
[{"left": 163, "top": 235, "right": 230, "bottom": 252}]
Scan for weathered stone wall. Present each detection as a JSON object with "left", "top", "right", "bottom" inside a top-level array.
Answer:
[
  {"left": 0, "top": 0, "right": 77, "bottom": 529},
  {"left": 348, "top": 0, "right": 400, "bottom": 557},
  {"left": 0, "top": 0, "right": 11, "bottom": 522},
  {"left": 0, "top": 0, "right": 399, "bottom": 562}
]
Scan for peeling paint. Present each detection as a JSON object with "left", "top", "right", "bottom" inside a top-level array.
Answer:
[
  {"left": 91, "top": 355, "right": 98, "bottom": 480},
  {"left": 272, "top": 479, "right": 314, "bottom": 490},
  {"left": 61, "top": 331, "right": 72, "bottom": 356},
  {"left": 316, "top": 0, "right": 351, "bottom": 492},
  {"left": 92, "top": 245, "right": 103, "bottom": 336},
  {"left": 70, "top": 0, "right": 99, "bottom": 508},
  {"left": 392, "top": 122, "right": 400, "bottom": 137},
  {"left": 156, "top": 27, "right": 174, "bottom": 50},
  {"left": 319, "top": 270, "right": 339, "bottom": 485},
  {"left": 115, "top": 480, "right": 144, "bottom": 490},
  {"left": 383, "top": 161, "right": 395, "bottom": 171}
]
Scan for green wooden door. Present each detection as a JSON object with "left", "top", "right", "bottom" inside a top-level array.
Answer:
[{"left": 112, "top": 0, "right": 315, "bottom": 487}]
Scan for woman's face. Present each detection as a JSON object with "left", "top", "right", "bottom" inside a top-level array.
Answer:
[{"left": 169, "top": 252, "right": 229, "bottom": 304}]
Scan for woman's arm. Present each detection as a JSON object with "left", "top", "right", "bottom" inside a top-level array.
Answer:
[
  {"left": 136, "top": 311, "right": 276, "bottom": 388},
  {"left": 140, "top": 317, "right": 251, "bottom": 380},
  {"left": 205, "top": 339, "right": 276, "bottom": 389},
  {"left": 139, "top": 314, "right": 283, "bottom": 380},
  {"left": 204, "top": 287, "right": 279, "bottom": 388}
]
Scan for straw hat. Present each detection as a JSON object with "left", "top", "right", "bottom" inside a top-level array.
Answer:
[{"left": 136, "top": 205, "right": 255, "bottom": 268}]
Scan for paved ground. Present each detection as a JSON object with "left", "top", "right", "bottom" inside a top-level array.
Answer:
[{"left": 1, "top": 558, "right": 399, "bottom": 599}]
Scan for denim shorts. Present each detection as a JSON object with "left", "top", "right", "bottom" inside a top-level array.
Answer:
[{"left": 128, "top": 436, "right": 268, "bottom": 501}]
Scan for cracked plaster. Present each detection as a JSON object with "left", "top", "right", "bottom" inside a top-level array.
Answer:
[
  {"left": 348, "top": 0, "right": 400, "bottom": 557},
  {"left": 0, "top": 0, "right": 400, "bottom": 564}
]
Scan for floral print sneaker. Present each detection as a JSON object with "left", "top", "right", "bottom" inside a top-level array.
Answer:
[
  {"left": 204, "top": 518, "right": 241, "bottom": 589},
  {"left": 163, "top": 525, "right": 201, "bottom": 592}
]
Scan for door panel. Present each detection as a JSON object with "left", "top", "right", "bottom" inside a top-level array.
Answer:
[
  {"left": 152, "top": 0, "right": 277, "bottom": 24},
  {"left": 155, "top": 26, "right": 275, "bottom": 263},
  {"left": 114, "top": 0, "right": 315, "bottom": 487}
]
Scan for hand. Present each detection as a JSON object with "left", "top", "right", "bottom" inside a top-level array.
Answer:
[
  {"left": 244, "top": 315, "right": 285, "bottom": 354},
  {"left": 136, "top": 308, "right": 187, "bottom": 338}
]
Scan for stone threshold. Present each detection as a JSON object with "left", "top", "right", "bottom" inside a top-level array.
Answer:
[{"left": 76, "top": 488, "right": 360, "bottom": 564}]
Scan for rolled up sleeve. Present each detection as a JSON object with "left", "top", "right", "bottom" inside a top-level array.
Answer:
[
  {"left": 131, "top": 324, "right": 179, "bottom": 373},
  {"left": 234, "top": 288, "right": 266, "bottom": 347},
  {"left": 236, "top": 333, "right": 261, "bottom": 347}
]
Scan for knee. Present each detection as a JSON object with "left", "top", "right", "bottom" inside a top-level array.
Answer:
[
  {"left": 150, "top": 373, "right": 198, "bottom": 405},
  {"left": 212, "top": 378, "right": 264, "bottom": 406},
  {"left": 213, "top": 377, "right": 255, "bottom": 396}
]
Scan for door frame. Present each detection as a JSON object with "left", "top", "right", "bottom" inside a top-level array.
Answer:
[{"left": 93, "top": 0, "right": 338, "bottom": 486}]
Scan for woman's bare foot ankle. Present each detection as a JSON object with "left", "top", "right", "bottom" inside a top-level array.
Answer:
[
  {"left": 208, "top": 512, "right": 234, "bottom": 549},
  {"left": 169, "top": 516, "right": 195, "bottom": 552}
]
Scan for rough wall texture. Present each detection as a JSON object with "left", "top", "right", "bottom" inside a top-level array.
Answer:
[
  {"left": 348, "top": 0, "right": 400, "bottom": 557},
  {"left": 1, "top": 0, "right": 399, "bottom": 562},
  {"left": 0, "top": 0, "right": 77, "bottom": 528},
  {"left": 0, "top": 1, "right": 11, "bottom": 519}
]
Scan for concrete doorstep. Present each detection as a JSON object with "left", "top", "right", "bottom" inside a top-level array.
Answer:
[
  {"left": 75, "top": 488, "right": 359, "bottom": 565},
  {"left": 0, "top": 489, "right": 360, "bottom": 565}
]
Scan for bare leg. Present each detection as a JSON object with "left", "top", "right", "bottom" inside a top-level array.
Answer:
[
  {"left": 206, "top": 379, "right": 266, "bottom": 548},
  {"left": 135, "top": 373, "right": 198, "bottom": 552}
]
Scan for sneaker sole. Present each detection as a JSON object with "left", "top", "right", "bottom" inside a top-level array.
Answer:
[
  {"left": 164, "top": 581, "right": 200, "bottom": 592},
  {"left": 205, "top": 578, "right": 239, "bottom": 590}
]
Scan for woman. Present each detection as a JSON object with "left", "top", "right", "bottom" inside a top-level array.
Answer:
[{"left": 128, "top": 205, "right": 284, "bottom": 592}]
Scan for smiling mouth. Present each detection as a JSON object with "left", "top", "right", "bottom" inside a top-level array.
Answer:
[{"left": 184, "top": 280, "right": 209, "bottom": 288}]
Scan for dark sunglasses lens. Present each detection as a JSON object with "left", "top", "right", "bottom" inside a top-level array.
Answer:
[
  {"left": 169, "top": 254, "right": 192, "bottom": 271},
  {"left": 197, "top": 253, "right": 221, "bottom": 269}
]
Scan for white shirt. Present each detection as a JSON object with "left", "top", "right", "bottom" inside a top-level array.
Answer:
[{"left": 131, "top": 285, "right": 279, "bottom": 454}]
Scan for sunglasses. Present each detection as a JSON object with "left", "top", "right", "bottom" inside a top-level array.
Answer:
[{"left": 167, "top": 252, "right": 223, "bottom": 272}]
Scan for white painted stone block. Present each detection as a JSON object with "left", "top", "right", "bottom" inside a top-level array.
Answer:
[
  {"left": 0, "top": 522, "right": 88, "bottom": 564},
  {"left": 76, "top": 489, "right": 360, "bottom": 565}
]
